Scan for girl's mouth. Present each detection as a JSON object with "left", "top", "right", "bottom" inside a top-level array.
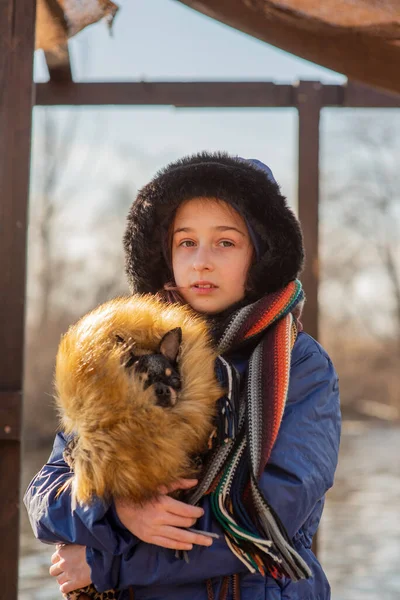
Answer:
[{"left": 191, "top": 282, "right": 218, "bottom": 294}]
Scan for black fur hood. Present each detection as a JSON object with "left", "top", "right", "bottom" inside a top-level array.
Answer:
[{"left": 123, "top": 152, "right": 304, "bottom": 299}]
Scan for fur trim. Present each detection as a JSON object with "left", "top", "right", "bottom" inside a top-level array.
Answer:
[
  {"left": 55, "top": 295, "right": 222, "bottom": 505},
  {"left": 123, "top": 152, "right": 304, "bottom": 298}
]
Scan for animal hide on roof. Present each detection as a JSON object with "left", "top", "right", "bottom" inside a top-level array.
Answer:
[
  {"left": 35, "top": 0, "right": 400, "bottom": 94},
  {"left": 178, "top": 0, "right": 400, "bottom": 95},
  {"left": 36, "top": 0, "right": 119, "bottom": 51}
]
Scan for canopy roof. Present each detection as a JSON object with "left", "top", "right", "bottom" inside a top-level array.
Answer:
[{"left": 36, "top": 0, "right": 400, "bottom": 94}]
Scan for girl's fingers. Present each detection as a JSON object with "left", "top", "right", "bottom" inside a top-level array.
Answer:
[
  {"left": 60, "top": 580, "right": 76, "bottom": 594},
  {"left": 160, "top": 514, "right": 197, "bottom": 529},
  {"left": 172, "top": 478, "right": 198, "bottom": 490},
  {"left": 160, "top": 525, "right": 213, "bottom": 547},
  {"left": 59, "top": 576, "right": 91, "bottom": 594},
  {"left": 49, "top": 563, "right": 63, "bottom": 577},
  {"left": 150, "top": 536, "right": 193, "bottom": 551},
  {"left": 158, "top": 479, "right": 198, "bottom": 495},
  {"left": 56, "top": 572, "right": 68, "bottom": 585},
  {"left": 162, "top": 495, "right": 204, "bottom": 519}
]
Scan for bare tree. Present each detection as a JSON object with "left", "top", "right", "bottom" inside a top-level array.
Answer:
[
  {"left": 320, "top": 112, "right": 400, "bottom": 419},
  {"left": 25, "top": 119, "right": 141, "bottom": 446},
  {"left": 322, "top": 114, "right": 400, "bottom": 348}
]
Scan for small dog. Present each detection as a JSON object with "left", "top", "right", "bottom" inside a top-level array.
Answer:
[
  {"left": 63, "top": 326, "right": 183, "bottom": 472},
  {"left": 54, "top": 295, "right": 223, "bottom": 600},
  {"left": 120, "top": 327, "right": 182, "bottom": 407}
]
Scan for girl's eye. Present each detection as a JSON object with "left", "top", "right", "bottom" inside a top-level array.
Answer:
[
  {"left": 179, "top": 240, "right": 196, "bottom": 247},
  {"left": 219, "top": 240, "right": 234, "bottom": 247}
]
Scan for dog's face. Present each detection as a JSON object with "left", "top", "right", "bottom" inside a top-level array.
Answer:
[{"left": 118, "top": 327, "right": 182, "bottom": 408}]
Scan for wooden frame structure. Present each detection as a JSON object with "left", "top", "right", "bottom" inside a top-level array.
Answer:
[
  {"left": 32, "top": 78, "right": 400, "bottom": 340},
  {"left": 1, "top": 4, "right": 400, "bottom": 595},
  {"left": 1, "top": 1, "right": 37, "bottom": 597}
]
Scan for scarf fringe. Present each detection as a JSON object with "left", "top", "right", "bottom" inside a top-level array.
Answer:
[
  {"left": 187, "top": 281, "right": 311, "bottom": 582},
  {"left": 214, "top": 357, "right": 241, "bottom": 443}
]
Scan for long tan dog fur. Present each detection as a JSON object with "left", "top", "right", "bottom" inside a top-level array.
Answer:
[{"left": 55, "top": 295, "right": 223, "bottom": 505}]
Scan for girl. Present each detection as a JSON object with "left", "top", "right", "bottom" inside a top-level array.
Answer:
[{"left": 25, "top": 152, "right": 341, "bottom": 600}]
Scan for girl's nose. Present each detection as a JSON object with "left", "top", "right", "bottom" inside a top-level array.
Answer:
[{"left": 192, "top": 247, "right": 214, "bottom": 272}]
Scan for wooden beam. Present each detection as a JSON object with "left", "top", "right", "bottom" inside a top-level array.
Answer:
[
  {"left": 0, "top": 392, "right": 23, "bottom": 442},
  {"left": 34, "top": 81, "right": 400, "bottom": 108},
  {"left": 34, "top": 81, "right": 295, "bottom": 107},
  {"left": 178, "top": 0, "right": 400, "bottom": 95},
  {"left": 343, "top": 81, "right": 400, "bottom": 108},
  {"left": 0, "top": 0, "right": 36, "bottom": 595}
]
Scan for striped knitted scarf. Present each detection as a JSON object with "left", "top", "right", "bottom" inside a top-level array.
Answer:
[{"left": 186, "top": 280, "right": 312, "bottom": 582}]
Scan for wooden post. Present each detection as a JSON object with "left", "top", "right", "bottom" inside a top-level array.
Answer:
[
  {"left": 296, "top": 81, "right": 322, "bottom": 341},
  {"left": 296, "top": 81, "right": 322, "bottom": 555},
  {"left": 0, "top": 0, "right": 36, "bottom": 596}
]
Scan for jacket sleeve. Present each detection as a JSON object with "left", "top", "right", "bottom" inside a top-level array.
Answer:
[
  {"left": 87, "top": 334, "right": 341, "bottom": 592},
  {"left": 23, "top": 431, "right": 137, "bottom": 556},
  {"left": 87, "top": 495, "right": 249, "bottom": 592},
  {"left": 260, "top": 334, "right": 341, "bottom": 541}
]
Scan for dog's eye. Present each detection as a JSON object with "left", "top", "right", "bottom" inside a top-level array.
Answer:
[{"left": 170, "top": 376, "right": 181, "bottom": 389}]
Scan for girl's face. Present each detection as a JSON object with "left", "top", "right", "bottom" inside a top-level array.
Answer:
[{"left": 171, "top": 198, "right": 253, "bottom": 314}]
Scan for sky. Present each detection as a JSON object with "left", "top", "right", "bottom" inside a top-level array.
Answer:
[
  {"left": 36, "top": 0, "right": 346, "bottom": 82},
  {"left": 33, "top": 0, "right": 346, "bottom": 205}
]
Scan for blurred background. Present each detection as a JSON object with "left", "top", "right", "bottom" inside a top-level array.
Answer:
[{"left": 20, "top": 1, "right": 400, "bottom": 599}]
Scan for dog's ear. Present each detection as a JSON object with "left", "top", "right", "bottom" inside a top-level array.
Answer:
[
  {"left": 115, "top": 334, "right": 138, "bottom": 368},
  {"left": 158, "top": 327, "right": 182, "bottom": 362}
]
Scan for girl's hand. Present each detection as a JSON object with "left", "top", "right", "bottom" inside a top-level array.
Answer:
[
  {"left": 49, "top": 544, "right": 91, "bottom": 595},
  {"left": 114, "top": 478, "right": 213, "bottom": 551}
]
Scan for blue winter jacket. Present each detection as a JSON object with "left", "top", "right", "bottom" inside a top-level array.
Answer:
[{"left": 24, "top": 331, "right": 341, "bottom": 600}]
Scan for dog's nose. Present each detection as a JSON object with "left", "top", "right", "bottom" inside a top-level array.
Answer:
[
  {"left": 155, "top": 383, "right": 170, "bottom": 396},
  {"left": 154, "top": 383, "right": 172, "bottom": 407}
]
